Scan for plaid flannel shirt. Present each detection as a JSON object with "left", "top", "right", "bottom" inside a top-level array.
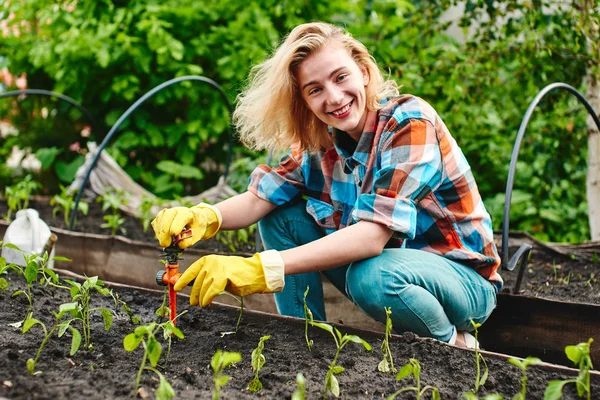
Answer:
[{"left": 248, "top": 95, "right": 502, "bottom": 289}]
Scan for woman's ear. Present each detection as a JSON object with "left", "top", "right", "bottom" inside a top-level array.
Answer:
[{"left": 362, "top": 68, "right": 370, "bottom": 86}]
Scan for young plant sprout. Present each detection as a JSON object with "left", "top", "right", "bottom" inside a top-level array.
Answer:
[
  {"left": 470, "top": 320, "right": 488, "bottom": 395},
  {"left": 292, "top": 372, "right": 306, "bottom": 400},
  {"left": 462, "top": 393, "right": 503, "bottom": 400},
  {"left": 123, "top": 315, "right": 185, "bottom": 398},
  {"left": 218, "top": 291, "right": 245, "bottom": 332},
  {"left": 2, "top": 175, "right": 41, "bottom": 221},
  {"left": 544, "top": 338, "right": 594, "bottom": 400},
  {"left": 62, "top": 276, "right": 117, "bottom": 351},
  {"left": 10, "top": 248, "right": 68, "bottom": 320},
  {"left": 248, "top": 335, "right": 271, "bottom": 392},
  {"left": 210, "top": 349, "right": 242, "bottom": 400},
  {"left": 22, "top": 302, "right": 84, "bottom": 374},
  {"left": 303, "top": 286, "right": 313, "bottom": 352},
  {"left": 138, "top": 194, "right": 158, "bottom": 233},
  {"left": 508, "top": 356, "right": 543, "bottom": 400},
  {"left": 50, "top": 185, "right": 89, "bottom": 226},
  {"left": 387, "top": 358, "right": 441, "bottom": 400},
  {"left": 378, "top": 307, "right": 396, "bottom": 373},
  {"left": 97, "top": 187, "right": 128, "bottom": 235},
  {"left": 309, "top": 320, "right": 372, "bottom": 398}
]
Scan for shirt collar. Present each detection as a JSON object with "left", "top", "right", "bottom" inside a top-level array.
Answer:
[{"left": 331, "top": 110, "right": 378, "bottom": 173}]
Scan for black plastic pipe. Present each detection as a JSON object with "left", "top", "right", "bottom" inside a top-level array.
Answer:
[
  {"left": 502, "top": 82, "right": 600, "bottom": 269},
  {"left": 0, "top": 89, "right": 98, "bottom": 138},
  {"left": 69, "top": 75, "right": 234, "bottom": 230}
]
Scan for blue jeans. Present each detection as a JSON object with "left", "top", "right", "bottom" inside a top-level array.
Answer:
[{"left": 258, "top": 201, "right": 497, "bottom": 342}]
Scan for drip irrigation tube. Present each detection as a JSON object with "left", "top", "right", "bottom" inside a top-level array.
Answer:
[
  {"left": 0, "top": 89, "right": 98, "bottom": 139},
  {"left": 502, "top": 82, "right": 600, "bottom": 277},
  {"left": 69, "top": 75, "right": 234, "bottom": 230}
]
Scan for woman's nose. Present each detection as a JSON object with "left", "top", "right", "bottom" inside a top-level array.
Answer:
[{"left": 326, "top": 86, "right": 344, "bottom": 105}]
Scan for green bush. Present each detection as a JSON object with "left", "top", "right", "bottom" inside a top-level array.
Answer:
[{"left": 1, "top": 0, "right": 597, "bottom": 243}]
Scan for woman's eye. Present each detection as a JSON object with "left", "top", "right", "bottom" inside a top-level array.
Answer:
[
  {"left": 337, "top": 74, "right": 348, "bottom": 82},
  {"left": 309, "top": 87, "right": 321, "bottom": 95}
]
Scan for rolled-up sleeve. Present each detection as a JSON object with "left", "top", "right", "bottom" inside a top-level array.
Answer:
[
  {"left": 248, "top": 151, "right": 306, "bottom": 206},
  {"left": 352, "top": 119, "right": 444, "bottom": 239}
]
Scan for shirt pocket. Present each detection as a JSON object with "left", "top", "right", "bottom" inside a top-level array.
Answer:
[{"left": 305, "top": 198, "right": 337, "bottom": 230}]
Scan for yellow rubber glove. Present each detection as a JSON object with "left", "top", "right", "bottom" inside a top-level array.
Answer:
[
  {"left": 151, "top": 203, "right": 222, "bottom": 248},
  {"left": 173, "top": 250, "right": 285, "bottom": 307}
]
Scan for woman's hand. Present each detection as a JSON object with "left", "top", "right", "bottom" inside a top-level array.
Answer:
[
  {"left": 151, "top": 203, "right": 222, "bottom": 248},
  {"left": 173, "top": 250, "right": 285, "bottom": 307}
]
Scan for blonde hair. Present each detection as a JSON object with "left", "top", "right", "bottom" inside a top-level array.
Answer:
[{"left": 233, "top": 22, "right": 399, "bottom": 153}]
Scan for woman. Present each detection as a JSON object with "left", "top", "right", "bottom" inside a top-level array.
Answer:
[{"left": 151, "top": 22, "right": 501, "bottom": 348}]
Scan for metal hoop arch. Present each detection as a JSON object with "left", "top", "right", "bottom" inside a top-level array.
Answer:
[
  {"left": 70, "top": 75, "right": 235, "bottom": 230},
  {"left": 502, "top": 82, "right": 600, "bottom": 269},
  {"left": 0, "top": 89, "right": 99, "bottom": 136}
]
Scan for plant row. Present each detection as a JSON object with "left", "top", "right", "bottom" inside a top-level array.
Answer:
[{"left": 0, "top": 243, "right": 596, "bottom": 400}]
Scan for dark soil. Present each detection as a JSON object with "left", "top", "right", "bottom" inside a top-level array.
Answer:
[
  {"left": 0, "top": 272, "right": 598, "bottom": 400},
  {"left": 2, "top": 198, "right": 599, "bottom": 305}
]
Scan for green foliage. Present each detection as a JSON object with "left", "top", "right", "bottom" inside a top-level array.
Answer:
[
  {"left": 508, "top": 356, "right": 543, "bottom": 400},
  {"left": 97, "top": 187, "right": 128, "bottom": 235},
  {"left": 387, "top": 358, "right": 441, "bottom": 400},
  {"left": 1, "top": 0, "right": 599, "bottom": 241},
  {"left": 210, "top": 349, "right": 242, "bottom": 400},
  {"left": 138, "top": 194, "right": 161, "bottom": 233},
  {"left": 123, "top": 316, "right": 184, "bottom": 398},
  {"left": 303, "top": 285, "right": 314, "bottom": 352},
  {"left": 215, "top": 224, "right": 256, "bottom": 252},
  {"left": 50, "top": 185, "right": 89, "bottom": 226},
  {"left": 2, "top": 175, "right": 41, "bottom": 221},
  {"left": 248, "top": 335, "right": 270, "bottom": 393},
  {"left": 378, "top": 307, "right": 396, "bottom": 373},
  {"left": 309, "top": 320, "right": 372, "bottom": 398},
  {"left": 544, "top": 338, "right": 594, "bottom": 400},
  {"left": 468, "top": 321, "right": 489, "bottom": 395}
]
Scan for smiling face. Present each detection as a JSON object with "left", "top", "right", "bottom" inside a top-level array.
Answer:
[{"left": 296, "top": 42, "right": 370, "bottom": 141}]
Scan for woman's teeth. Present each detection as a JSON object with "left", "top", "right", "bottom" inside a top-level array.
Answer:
[{"left": 332, "top": 102, "right": 352, "bottom": 115}]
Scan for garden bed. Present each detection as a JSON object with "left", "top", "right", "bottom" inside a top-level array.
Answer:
[{"left": 0, "top": 270, "right": 598, "bottom": 399}]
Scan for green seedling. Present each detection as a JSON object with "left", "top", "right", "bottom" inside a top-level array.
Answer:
[
  {"left": 310, "top": 320, "right": 372, "bottom": 398},
  {"left": 50, "top": 185, "right": 89, "bottom": 226},
  {"left": 387, "top": 358, "right": 440, "bottom": 400},
  {"left": 123, "top": 314, "right": 185, "bottom": 398},
  {"left": 508, "top": 356, "right": 543, "bottom": 400},
  {"left": 137, "top": 194, "right": 158, "bottom": 233},
  {"left": 378, "top": 307, "right": 396, "bottom": 373},
  {"left": 217, "top": 291, "right": 245, "bottom": 333},
  {"left": 63, "top": 276, "right": 117, "bottom": 351},
  {"left": 10, "top": 248, "right": 69, "bottom": 320},
  {"left": 303, "top": 286, "right": 313, "bottom": 351},
  {"left": 471, "top": 320, "right": 488, "bottom": 394},
  {"left": 2, "top": 175, "right": 41, "bottom": 221},
  {"left": 248, "top": 335, "right": 270, "bottom": 392},
  {"left": 97, "top": 187, "right": 128, "bottom": 235},
  {"left": 544, "top": 338, "right": 594, "bottom": 400},
  {"left": 211, "top": 349, "right": 242, "bottom": 400},
  {"left": 585, "top": 273, "right": 596, "bottom": 288},
  {"left": 0, "top": 242, "right": 25, "bottom": 291},
  {"left": 101, "top": 214, "right": 126, "bottom": 236},
  {"left": 215, "top": 224, "right": 256, "bottom": 252},
  {"left": 292, "top": 372, "right": 306, "bottom": 400},
  {"left": 22, "top": 302, "right": 84, "bottom": 374}
]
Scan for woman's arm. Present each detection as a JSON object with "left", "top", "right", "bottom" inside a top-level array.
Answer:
[
  {"left": 216, "top": 191, "right": 277, "bottom": 230},
  {"left": 280, "top": 220, "right": 394, "bottom": 275}
]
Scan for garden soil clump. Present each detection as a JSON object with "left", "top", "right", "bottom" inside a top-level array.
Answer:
[{"left": 1, "top": 272, "right": 598, "bottom": 399}]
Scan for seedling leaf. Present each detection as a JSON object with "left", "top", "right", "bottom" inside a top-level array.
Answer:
[
  {"left": 310, "top": 321, "right": 334, "bottom": 335},
  {"left": 24, "top": 263, "right": 37, "bottom": 284},
  {"left": 12, "top": 290, "right": 24, "bottom": 297},
  {"left": 100, "top": 308, "right": 113, "bottom": 331},
  {"left": 58, "top": 302, "right": 79, "bottom": 318},
  {"left": 396, "top": 363, "right": 413, "bottom": 381},
  {"left": 346, "top": 334, "right": 372, "bottom": 351},
  {"left": 123, "top": 333, "right": 143, "bottom": 351},
  {"left": 331, "top": 365, "right": 344, "bottom": 374},
  {"left": 155, "top": 305, "right": 170, "bottom": 318},
  {"left": 216, "top": 375, "right": 230, "bottom": 386},
  {"left": 220, "top": 351, "right": 242, "bottom": 366},
  {"left": 26, "top": 358, "right": 36, "bottom": 374},
  {"left": 58, "top": 320, "right": 73, "bottom": 337},
  {"left": 565, "top": 345, "right": 582, "bottom": 364},
  {"left": 147, "top": 337, "right": 163, "bottom": 367},
  {"left": 22, "top": 317, "right": 42, "bottom": 334},
  {"left": 70, "top": 327, "right": 82, "bottom": 355},
  {"left": 52, "top": 256, "right": 71, "bottom": 261},
  {"left": 378, "top": 359, "right": 390, "bottom": 373},
  {"left": 544, "top": 380, "right": 570, "bottom": 400},
  {"left": 329, "top": 373, "right": 340, "bottom": 397},
  {"left": 0, "top": 278, "right": 9, "bottom": 290},
  {"left": 248, "top": 377, "right": 262, "bottom": 393},
  {"left": 156, "top": 374, "right": 175, "bottom": 400}
]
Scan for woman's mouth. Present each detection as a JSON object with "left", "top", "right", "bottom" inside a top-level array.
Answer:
[{"left": 329, "top": 100, "right": 353, "bottom": 118}]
